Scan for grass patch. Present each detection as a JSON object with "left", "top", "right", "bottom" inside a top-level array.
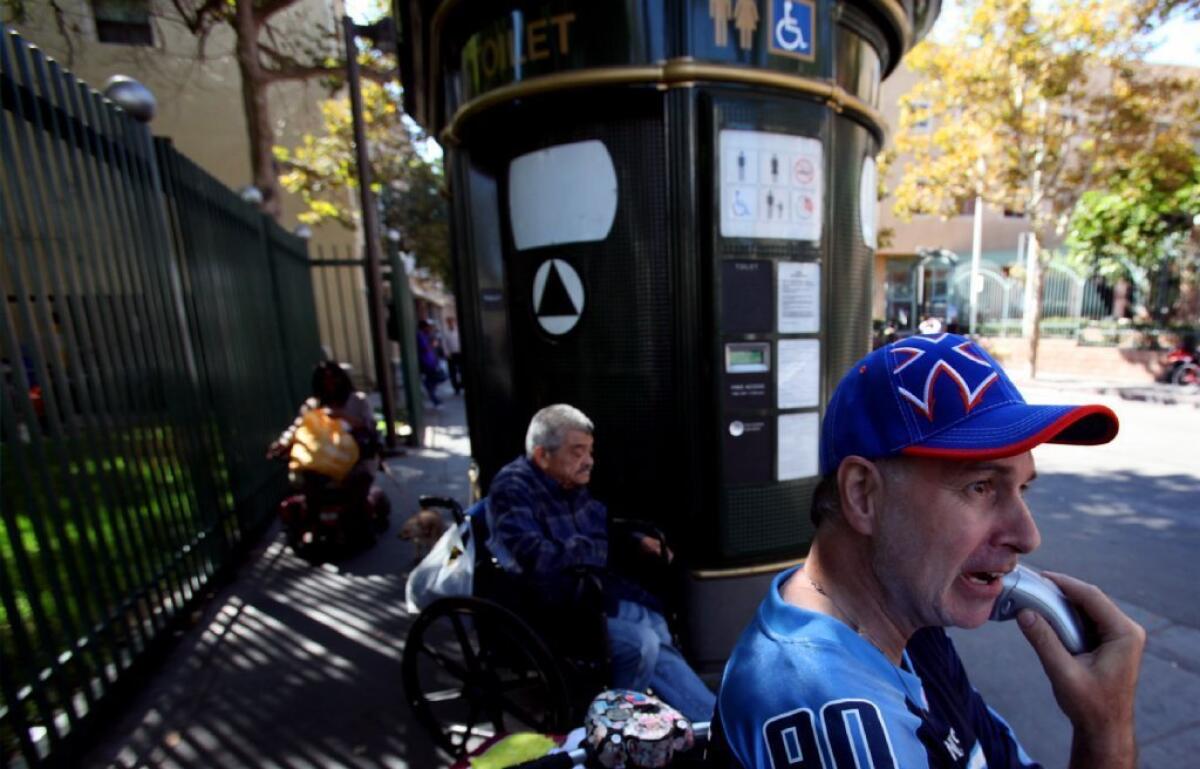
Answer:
[{"left": 0, "top": 419, "right": 242, "bottom": 751}]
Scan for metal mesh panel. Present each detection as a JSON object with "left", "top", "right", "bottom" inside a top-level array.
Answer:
[
  {"left": 706, "top": 93, "right": 879, "bottom": 561},
  {"left": 468, "top": 91, "right": 679, "bottom": 519},
  {"left": 721, "top": 480, "right": 817, "bottom": 560},
  {"left": 825, "top": 117, "right": 876, "bottom": 390}
]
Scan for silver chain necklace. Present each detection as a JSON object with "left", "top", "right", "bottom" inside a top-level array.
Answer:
[
  {"left": 805, "top": 572, "right": 881, "bottom": 649},
  {"left": 804, "top": 571, "right": 928, "bottom": 713}
]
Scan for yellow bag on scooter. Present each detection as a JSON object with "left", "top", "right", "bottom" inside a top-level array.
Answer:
[{"left": 288, "top": 408, "right": 359, "bottom": 482}]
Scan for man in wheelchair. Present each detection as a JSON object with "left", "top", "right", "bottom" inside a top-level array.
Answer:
[{"left": 485, "top": 404, "right": 716, "bottom": 723}]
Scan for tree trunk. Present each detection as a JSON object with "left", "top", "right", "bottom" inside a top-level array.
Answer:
[
  {"left": 1027, "top": 236, "right": 1044, "bottom": 379},
  {"left": 233, "top": 0, "right": 282, "bottom": 219}
]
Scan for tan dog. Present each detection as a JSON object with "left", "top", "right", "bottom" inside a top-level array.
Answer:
[{"left": 398, "top": 509, "right": 446, "bottom": 563}]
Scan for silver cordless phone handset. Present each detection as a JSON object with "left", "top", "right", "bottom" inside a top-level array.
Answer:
[{"left": 989, "top": 564, "right": 1097, "bottom": 654}]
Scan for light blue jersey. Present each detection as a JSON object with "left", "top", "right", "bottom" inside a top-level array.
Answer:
[{"left": 718, "top": 567, "right": 1041, "bottom": 769}]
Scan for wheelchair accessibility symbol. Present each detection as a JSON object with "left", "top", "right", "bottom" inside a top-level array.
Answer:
[{"left": 769, "top": 0, "right": 815, "bottom": 61}]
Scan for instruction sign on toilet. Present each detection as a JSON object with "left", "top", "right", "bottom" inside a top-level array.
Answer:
[{"left": 720, "top": 130, "right": 823, "bottom": 241}]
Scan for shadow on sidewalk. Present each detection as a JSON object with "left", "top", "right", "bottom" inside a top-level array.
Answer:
[{"left": 82, "top": 396, "right": 474, "bottom": 768}]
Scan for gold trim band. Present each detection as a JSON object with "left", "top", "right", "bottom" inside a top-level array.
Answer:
[
  {"left": 429, "top": 0, "right": 916, "bottom": 68},
  {"left": 875, "top": 0, "right": 913, "bottom": 54},
  {"left": 691, "top": 557, "right": 805, "bottom": 580},
  {"left": 441, "top": 60, "right": 888, "bottom": 144}
]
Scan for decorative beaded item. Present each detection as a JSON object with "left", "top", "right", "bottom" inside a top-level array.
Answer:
[{"left": 583, "top": 689, "right": 694, "bottom": 768}]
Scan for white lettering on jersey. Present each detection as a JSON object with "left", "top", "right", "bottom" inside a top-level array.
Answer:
[{"left": 944, "top": 727, "right": 965, "bottom": 761}]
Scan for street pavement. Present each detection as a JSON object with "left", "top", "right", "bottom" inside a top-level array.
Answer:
[{"left": 79, "top": 376, "right": 1200, "bottom": 768}]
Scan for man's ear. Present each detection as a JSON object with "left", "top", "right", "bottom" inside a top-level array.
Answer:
[
  {"left": 531, "top": 445, "right": 551, "bottom": 471},
  {"left": 837, "top": 456, "right": 885, "bottom": 536}
]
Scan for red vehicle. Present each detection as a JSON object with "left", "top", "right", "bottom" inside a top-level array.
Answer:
[{"left": 1163, "top": 339, "right": 1199, "bottom": 388}]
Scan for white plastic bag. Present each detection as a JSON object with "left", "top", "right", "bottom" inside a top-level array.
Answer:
[{"left": 405, "top": 519, "right": 474, "bottom": 613}]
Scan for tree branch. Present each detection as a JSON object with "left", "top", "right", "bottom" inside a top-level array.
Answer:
[
  {"left": 253, "top": 0, "right": 301, "bottom": 24},
  {"left": 170, "top": 0, "right": 227, "bottom": 35},
  {"left": 258, "top": 41, "right": 394, "bottom": 83},
  {"left": 48, "top": 0, "right": 77, "bottom": 66}
]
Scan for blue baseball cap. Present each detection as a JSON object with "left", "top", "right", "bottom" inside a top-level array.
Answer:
[{"left": 819, "top": 333, "right": 1118, "bottom": 476}]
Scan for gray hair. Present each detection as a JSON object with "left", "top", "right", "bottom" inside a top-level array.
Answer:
[{"left": 525, "top": 404, "right": 594, "bottom": 458}]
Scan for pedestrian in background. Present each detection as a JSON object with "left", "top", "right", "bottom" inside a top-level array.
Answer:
[
  {"left": 416, "top": 320, "right": 443, "bottom": 409},
  {"left": 442, "top": 317, "right": 463, "bottom": 395}
]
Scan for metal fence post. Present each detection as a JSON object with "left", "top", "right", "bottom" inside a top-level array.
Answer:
[{"left": 387, "top": 243, "right": 424, "bottom": 446}]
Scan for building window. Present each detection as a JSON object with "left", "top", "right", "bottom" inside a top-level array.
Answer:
[
  {"left": 958, "top": 197, "right": 977, "bottom": 216},
  {"left": 909, "top": 99, "right": 932, "bottom": 134},
  {"left": 92, "top": 0, "right": 153, "bottom": 46},
  {"left": 1003, "top": 207, "right": 1025, "bottom": 218}
]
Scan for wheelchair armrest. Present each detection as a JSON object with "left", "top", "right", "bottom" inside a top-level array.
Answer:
[
  {"left": 564, "top": 564, "right": 607, "bottom": 606},
  {"left": 418, "top": 495, "right": 465, "bottom": 525},
  {"left": 611, "top": 517, "right": 670, "bottom": 566}
]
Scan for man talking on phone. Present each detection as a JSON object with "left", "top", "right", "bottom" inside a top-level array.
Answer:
[{"left": 718, "top": 333, "right": 1145, "bottom": 769}]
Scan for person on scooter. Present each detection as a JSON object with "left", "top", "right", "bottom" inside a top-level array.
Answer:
[
  {"left": 268, "top": 362, "right": 384, "bottom": 538},
  {"left": 485, "top": 404, "right": 715, "bottom": 722}
]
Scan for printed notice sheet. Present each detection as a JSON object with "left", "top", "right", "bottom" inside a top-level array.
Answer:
[
  {"left": 777, "top": 261, "right": 820, "bottom": 333},
  {"left": 777, "top": 339, "right": 820, "bottom": 409},
  {"left": 777, "top": 412, "right": 819, "bottom": 481}
]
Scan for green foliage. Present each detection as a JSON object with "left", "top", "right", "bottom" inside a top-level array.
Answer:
[
  {"left": 888, "top": 0, "right": 1200, "bottom": 368},
  {"left": 1067, "top": 141, "right": 1199, "bottom": 278},
  {"left": 274, "top": 82, "right": 452, "bottom": 283},
  {"left": 891, "top": 0, "right": 1198, "bottom": 248},
  {"left": 1066, "top": 141, "right": 1200, "bottom": 322}
]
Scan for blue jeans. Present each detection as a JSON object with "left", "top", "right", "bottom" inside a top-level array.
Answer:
[
  {"left": 606, "top": 600, "right": 715, "bottom": 722},
  {"left": 420, "top": 370, "right": 442, "bottom": 405}
]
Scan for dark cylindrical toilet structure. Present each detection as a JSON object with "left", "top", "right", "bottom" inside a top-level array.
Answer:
[{"left": 394, "top": 0, "right": 940, "bottom": 668}]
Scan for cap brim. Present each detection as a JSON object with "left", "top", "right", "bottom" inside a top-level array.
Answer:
[{"left": 902, "top": 403, "right": 1119, "bottom": 461}]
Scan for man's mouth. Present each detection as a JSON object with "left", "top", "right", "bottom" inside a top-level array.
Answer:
[{"left": 964, "top": 570, "right": 1005, "bottom": 586}]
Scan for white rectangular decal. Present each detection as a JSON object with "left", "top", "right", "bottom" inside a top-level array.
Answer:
[
  {"left": 719, "top": 130, "right": 823, "bottom": 241},
  {"left": 777, "top": 339, "right": 820, "bottom": 409},
  {"left": 777, "top": 261, "right": 820, "bottom": 334},
  {"left": 777, "top": 412, "right": 819, "bottom": 481},
  {"left": 509, "top": 140, "right": 618, "bottom": 251}
]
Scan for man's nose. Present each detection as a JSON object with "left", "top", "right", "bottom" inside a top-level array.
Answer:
[{"left": 1001, "top": 495, "right": 1041, "bottom": 554}]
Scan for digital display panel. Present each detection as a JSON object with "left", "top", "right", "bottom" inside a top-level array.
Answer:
[
  {"left": 730, "top": 348, "right": 765, "bottom": 367},
  {"left": 725, "top": 342, "right": 771, "bottom": 373}
]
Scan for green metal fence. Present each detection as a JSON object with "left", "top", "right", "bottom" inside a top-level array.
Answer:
[{"left": 1, "top": 25, "right": 321, "bottom": 766}]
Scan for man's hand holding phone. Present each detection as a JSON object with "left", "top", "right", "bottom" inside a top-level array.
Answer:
[{"left": 1017, "top": 571, "right": 1146, "bottom": 769}]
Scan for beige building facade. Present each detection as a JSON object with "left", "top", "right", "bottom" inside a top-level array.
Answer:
[
  {"left": 4, "top": 0, "right": 355, "bottom": 244},
  {"left": 2, "top": 1, "right": 416, "bottom": 381},
  {"left": 873, "top": 62, "right": 1044, "bottom": 330}
]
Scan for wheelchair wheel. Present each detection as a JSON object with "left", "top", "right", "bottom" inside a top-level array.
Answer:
[{"left": 401, "top": 596, "right": 572, "bottom": 760}]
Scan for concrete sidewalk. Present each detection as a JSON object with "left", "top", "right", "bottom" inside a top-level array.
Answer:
[
  {"left": 1011, "top": 372, "right": 1200, "bottom": 408},
  {"left": 82, "top": 396, "right": 474, "bottom": 768}
]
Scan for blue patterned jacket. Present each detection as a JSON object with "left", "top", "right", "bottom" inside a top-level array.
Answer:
[{"left": 485, "top": 456, "right": 659, "bottom": 614}]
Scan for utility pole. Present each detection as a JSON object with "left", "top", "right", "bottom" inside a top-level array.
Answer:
[
  {"left": 969, "top": 194, "right": 984, "bottom": 335},
  {"left": 343, "top": 15, "right": 397, "bottom": 451},
  {"left": 968, "top": 158, "right": 985, "bottom": 335}
]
